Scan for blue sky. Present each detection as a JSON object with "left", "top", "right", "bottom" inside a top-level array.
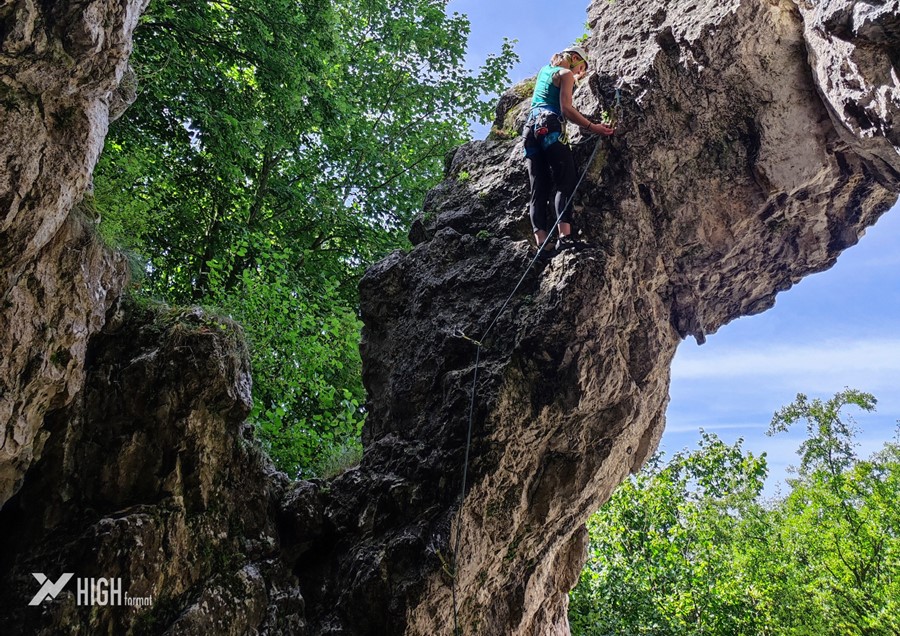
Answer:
[{"left": 446, "top": 0, "right": 900, "bottom": 494}]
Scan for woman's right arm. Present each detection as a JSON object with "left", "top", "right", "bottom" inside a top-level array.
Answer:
[{"left": 558, "top": 71, "right": 615, "bottom": 136}]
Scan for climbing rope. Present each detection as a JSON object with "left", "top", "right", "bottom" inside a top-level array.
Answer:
[{"left": 449, "top": 133, "right": 606, "bottom": 635}]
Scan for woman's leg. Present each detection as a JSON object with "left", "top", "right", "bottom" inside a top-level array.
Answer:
[
  {"left": 526, "top": 155, "right": 552, "bottom": 246},
  {"left": 544, "top": 141, "right": 577, "bottom": 235}
]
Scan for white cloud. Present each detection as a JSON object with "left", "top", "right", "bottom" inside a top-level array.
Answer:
[
  {"left": 658, "top": 202, "right": 900, "bottom": 496},
  {"left": 663, "top": 422, "right": 768, "bottom": 434},
  {"left": 662, "top": 336, "right": 900, "bottom": 494},
  {"left": 672, "top": 338, "right": 900, "bottom": 380},
  {"left": 672, "top": 338, "right": 900, "bottom": 397}
]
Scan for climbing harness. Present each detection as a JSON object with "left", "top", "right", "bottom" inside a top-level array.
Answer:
[
  {"left": 525, "top": 108, "right": 567, "bottom": 155},
  {"left": 449, "top": 132, "right": 606, "bottom": 635}
]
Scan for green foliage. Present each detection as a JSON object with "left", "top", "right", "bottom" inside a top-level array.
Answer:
[
  {"left": 512, "top": 77, "right": 536, "bottom": 99},
  {"left": 95, "top": 0, "right": 516, "bottom": 476},
  {"left": 570, "top": 390, "right": 900, "bottom": 636},
  {"left": 767, "top": 390, "right": 900, "bottom": 635},
  {"left": 570, "top": 433, "right": 769, "bottom": 636},
  {"left": 309, "top": 437, "right": 364, "bottom": 480},
  {"left": 213, "top": 250, "right": 366, "bottom": 477}
]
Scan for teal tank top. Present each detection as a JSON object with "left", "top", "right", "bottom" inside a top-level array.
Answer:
[{"left": 530, "top": 65, "right": 563, "bottom": 116}]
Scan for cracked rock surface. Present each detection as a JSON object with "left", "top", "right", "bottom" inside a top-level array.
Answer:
[{"left": 1, "top": 0, "right": 147, "bottom": 508}]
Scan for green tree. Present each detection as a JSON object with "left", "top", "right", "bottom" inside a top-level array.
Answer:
[
  {"left": 95, "top": 0, "right": 516, "bottom": 476},
  {"left": 569, "top": 432, "right": 769, "bottom": 636},
  {"left": 767, "top": 390, "right": 900, "bottom": 635},
  {"left": 570, "top": 390, "right": 900, "bottom": 636}
]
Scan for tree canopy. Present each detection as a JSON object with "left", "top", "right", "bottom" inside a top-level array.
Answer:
[
  {"left": 570, "top": 390, "right": 900, "bottom": 636},
  {"left": 95, "top": 0, "right": 516, "bottom": 476}
]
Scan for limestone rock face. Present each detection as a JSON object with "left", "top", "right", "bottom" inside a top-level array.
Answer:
[
  {"left": 352, "top": 1, "right": 899, "bottom": 633},
  {"left": 0, "top": 304, "right": 304, "bottom": 634},
  {"left": 799, "top": 0, "right": 900, "bottom": 182},
  {"left": 0, "top": 0, "right": 898, "bottom": 635},
  {"left": 0, "top": 0, "right": 148, "bottom": 507}
]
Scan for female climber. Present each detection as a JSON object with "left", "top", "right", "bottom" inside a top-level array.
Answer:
[{"left": 523, "top": 45, "right": 614, "bottom": 252}]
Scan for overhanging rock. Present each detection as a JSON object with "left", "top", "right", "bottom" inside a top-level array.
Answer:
[{"left": 353, "top": 1, "right": 898, "bottom": 634}]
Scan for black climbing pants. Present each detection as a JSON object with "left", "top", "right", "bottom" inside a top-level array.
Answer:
[{"left": 525, "top": 140, "right": 576, "bottom": 234}]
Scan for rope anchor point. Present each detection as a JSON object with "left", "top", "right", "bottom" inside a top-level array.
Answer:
[{"left": 452, "top": 329, "right": 484, "bottom": 348}]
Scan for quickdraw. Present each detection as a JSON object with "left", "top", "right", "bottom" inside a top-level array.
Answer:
[{"left": 606, "top": 87, "right": 623, "bottom": 128}]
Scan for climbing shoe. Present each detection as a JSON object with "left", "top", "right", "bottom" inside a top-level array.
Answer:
[
  {"left": 537, "top": 244, "right": 555, "bottom": 261},
  {"left": 555, "top": 235, "right": 577, "bottom": 251}
]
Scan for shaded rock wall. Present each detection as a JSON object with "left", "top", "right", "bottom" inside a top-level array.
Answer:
[
  {"left": 1, "top": 0, "right": 147, "bottom": 507},
  {"left": 0, "top": 303, "right": 303, "bottom": 635},
  {"left": 0, "top": 0, "right": 898, "bottom": 635}
]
